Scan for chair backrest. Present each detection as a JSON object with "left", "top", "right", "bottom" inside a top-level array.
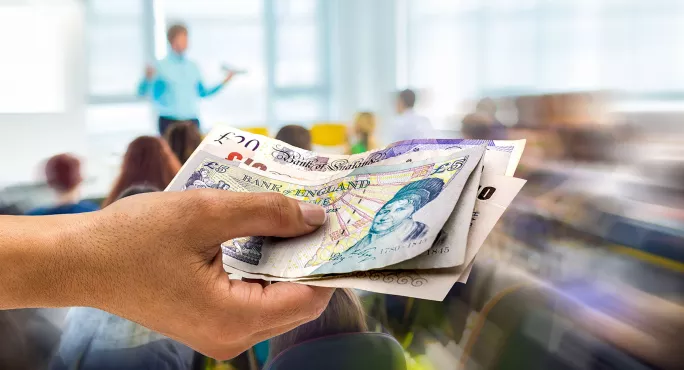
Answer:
[
  {"left": 265, "top": 332, "right": 406, "bottom": 370},
  {"left": 310, "top": 123, "right": 347, "bottom": 148}
]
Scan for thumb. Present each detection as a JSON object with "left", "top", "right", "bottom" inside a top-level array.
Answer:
[{"left": 194, "top": 191, "right": 327, "bottom": 244}]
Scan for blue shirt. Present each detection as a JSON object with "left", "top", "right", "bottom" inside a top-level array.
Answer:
[
  {"left": 26, "top": 201, "right": 99, "bottom": 216},
  {"left": 137, "top": 51, "right": 224, "bottom": 120},
  {"left": 49, "top": 307, "right": 193, "bottom": 370}
]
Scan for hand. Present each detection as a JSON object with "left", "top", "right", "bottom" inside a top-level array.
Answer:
[
  {"left": 223, "top": 70, "right": 236, "bottom": 84},
  {"left": 145, "top": 65, "right": 156, "bottom": 80},
  {"left": 52, "top": 191, "right": 331, "bottom": 359}
]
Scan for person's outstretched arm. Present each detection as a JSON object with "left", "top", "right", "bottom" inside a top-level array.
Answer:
[
  {"left": 197, "top": 68, "right": 235, "bottom": 98},
  {"left": 0, "top": 190, "right": 332, "bottom": 360}
]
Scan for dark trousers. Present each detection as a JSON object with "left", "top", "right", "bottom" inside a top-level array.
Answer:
[{"left": 158, "top": 117, "right": 200, "bottom": 136}]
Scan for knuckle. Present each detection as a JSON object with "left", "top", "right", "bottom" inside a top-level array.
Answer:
[
  {"left": 262, "top": 193, "right": 294, "bottom": 229},
  {"left": 185, "top": 189, "right": 218, "bottom": 214}
]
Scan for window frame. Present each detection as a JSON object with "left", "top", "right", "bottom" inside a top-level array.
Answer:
[
  {"left": 85, "top": 0, "right": 156, "bottom": 105},
  {"left": 400, "top": 0, "right": 684, "bottom": 101},
  {"left": 85, "top": 0, "right": 332, "bottom": 129}
]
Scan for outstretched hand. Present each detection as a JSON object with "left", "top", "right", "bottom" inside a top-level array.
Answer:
[
  {"left": 93, "top": 190, "right": 332, "bottom": 359},
  {"left": 1, "top": 190, "right": 332, "bottom": 360},
  {"left": 144, "top": 65, "right": 156, "bottom": 80},
  {"left": 223, "top": 70, "right": 236, "bottom": 84}
]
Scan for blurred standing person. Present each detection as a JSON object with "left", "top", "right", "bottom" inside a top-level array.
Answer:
[
  {"left": 390, "top": 89, "right": 435, "bottom": 143},
  {"left": 165, "top": 121, "right": 202, "bottom": 164},
  {"left": 26, "top": 154, "right": 99, "bottom": 215},
  {"left": 102, "top": 136, "right": 181, "bottom": 207},
  {"left": 346, "top": 112, "right": 378, "bottom": 154},
  {"left": 138, "top": 24, "right": 237, "bottom": 136}
]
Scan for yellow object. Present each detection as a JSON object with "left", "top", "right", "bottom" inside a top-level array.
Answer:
[
  {"left": 310, "top": 123, "right": 347, "bottom": 146},
  {"left": 609, "top": 244, "right": 684, "bottom": 273},
  {"left": 242, "top": 127, "right": 270, "bottom": 137},
  {"left": 405, "top": 353, "right": 435, "bottom": 370}
]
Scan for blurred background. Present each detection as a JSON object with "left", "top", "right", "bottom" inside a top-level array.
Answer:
[{"left": 0, "top": 0, "right": 682, "bottom": 369}]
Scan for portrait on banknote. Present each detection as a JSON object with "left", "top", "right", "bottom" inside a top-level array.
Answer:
[{"left": 335, "top": 177, "right": 445, "bottom": 264}]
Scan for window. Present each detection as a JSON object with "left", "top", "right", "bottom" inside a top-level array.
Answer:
[
  {"left": 0, "top": 7, "right": 67, "bottom": 113},
  {"left": 270, "top": 0, "right": 330, "bottom": 128},
  {"left": 164, "top": 0, "right": 331, "bottom": 129},
  {"left": 402, "top": 0, "right": 684, "bottom": 126},
  {"left": 164, "top": 0, "right": 267, "bottom": 130},
  {"left": 85, "top": 0, "right": 331, "bottom": 132},
  {"left": 274, "top": 0, "right": 321, "bottom": 87},
  {"left": 86, "top": 0, "right": 149, "bottom": 99}
]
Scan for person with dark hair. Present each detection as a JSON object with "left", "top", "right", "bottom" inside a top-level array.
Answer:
[
  {"left": 392, "top": 89, "right": 435, "bottom": 143},
  {"left": 165, "top": 121, "right": 203, "bottom": 164},
  {"left": 461, "top": 98, "right": 507, "bottom": 140},
  {"left": 398, "top": 89, "right": 416, "bottom": 110},
  {"left": 102, "top": 136, "right": 181, "bottom": 207},
  {"left": 138, "top": 23, "right": 237, "bottom": 136},
  {"left": 275, "top": 125, "right": 312, "bottom": 151},
  {"left": 26, "top": 154, "right": 99, "bottom": 215},
  {"left": 461, "top": 121, "right": 493, "bottom": 140}
]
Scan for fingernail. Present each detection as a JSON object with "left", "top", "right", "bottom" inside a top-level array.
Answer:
[{"left": 299, "top": 202, "right": 327, "bottom": 226}]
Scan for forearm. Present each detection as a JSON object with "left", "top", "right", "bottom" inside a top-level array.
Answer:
[
  {"left": 137, "top": 79, "right": 152, "bottom": 97},
  {"left": 198, "top": 82, "right": 225, "bottom": 98},
  {"left": 0, "top": 214, "right": 96, "bottom": 309}
]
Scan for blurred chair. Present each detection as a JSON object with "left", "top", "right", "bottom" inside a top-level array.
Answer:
[
  {"left": 311, "top": 123, "right": 347, "bottom": 154},
  {"left": 459, "top": 280, "right": 656, "bottom": 370},
  {"left": 264, "top": 332, "right": 406, "bottom": 370},
  {"left": 459, "top": 284, "right": 548, "bottom": 370},
  {"left": 242, "top": 127, "right": 270, "bottom": 137}
]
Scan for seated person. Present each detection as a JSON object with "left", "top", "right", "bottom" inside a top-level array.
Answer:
[
  {"left": 266, "top": 288, "right": 406, "bottom": 370},
  {"left": 27, "top": 154, "right": 99, "bottom": 215},
  {"left": 461, "top": 98, "right": 506, "bottom": 140},
  {"left": 102, "top": 136, "right": 181, "bottom": 207},
  {"left": 164, "top": 121, "right": 202, "bottom": 165},
  {"left": 347, "top": 112, "right": 378, "bottom": 154},
  {"left": 275, "top": 125, "right": 312, "bottom": 151}
]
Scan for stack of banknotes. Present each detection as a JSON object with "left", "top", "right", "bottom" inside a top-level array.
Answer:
[{"left": 166, "top": 127, "right": 527, "bottom": 301}]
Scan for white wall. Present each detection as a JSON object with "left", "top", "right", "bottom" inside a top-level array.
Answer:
[{"left": 0, "top": 0, "right": 86, "bottom": 187}]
